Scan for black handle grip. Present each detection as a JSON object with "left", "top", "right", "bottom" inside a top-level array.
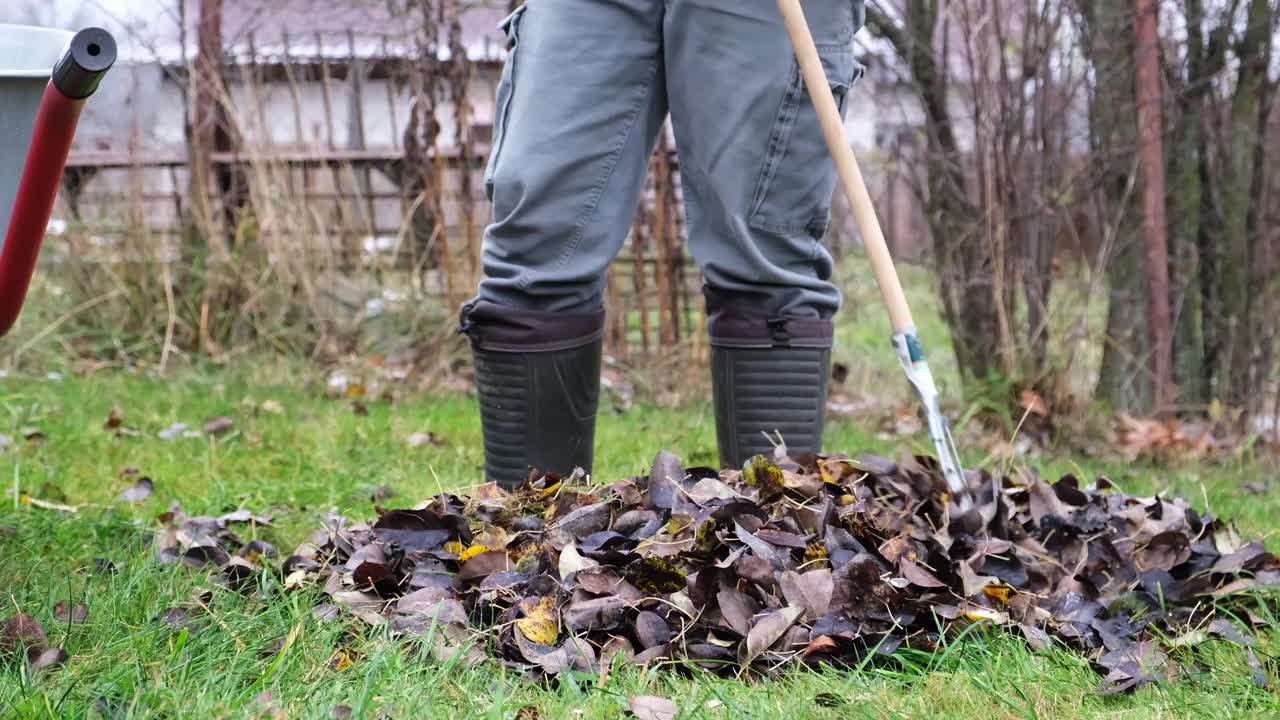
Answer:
[{"left": 51, "top": 27, "right": 117, "bottom": 100}]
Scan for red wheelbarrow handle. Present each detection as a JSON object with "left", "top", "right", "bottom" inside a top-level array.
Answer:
[{"left": 0, "top": 28, "right": 115, "bottom": 338}]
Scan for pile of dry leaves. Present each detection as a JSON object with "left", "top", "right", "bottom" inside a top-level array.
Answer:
[{"left": 151, "top": 449, "right": 1276, "bottom": 694}]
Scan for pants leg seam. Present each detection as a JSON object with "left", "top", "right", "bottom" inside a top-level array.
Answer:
[
  {"left": 747, "top": 64, "right": 801, "bottom": 222},
  {"left": 524, "top": 58, "right": 660, "bottom": 289}
]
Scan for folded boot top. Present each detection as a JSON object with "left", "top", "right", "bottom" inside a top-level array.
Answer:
[
  {"left": 459, "top": 298, "right": 606, "bottom": 353},
  {"left": 703, "top": 287, "right": 834, "bottom": 349}
]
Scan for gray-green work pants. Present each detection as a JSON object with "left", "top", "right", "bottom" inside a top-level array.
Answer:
[{"left": 475, "top": 0, "right": 866, "bottom": 321}]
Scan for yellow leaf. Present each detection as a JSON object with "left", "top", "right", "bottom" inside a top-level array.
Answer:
[
  {"left": 515, "top": 596, "right": 559, "bottom": 646},
  {"left": 329, "top": 649, "right": 354, "bottom": 671},
  {"left": 344, "top": 383, "right": 366, "bottom": 398},
  {"left": 804, "top": 541, "right": 830, "bottom": 569},
  {"left": 443, "top": 541, "right": 466, "bottom": 556},
  {"left": 540, "top": 481, "right": 562, "bottom": 498},
  {"left": 962, "top": 608, "right": 1007, "bottom": 624},
  {"left": 458, "top": 544, "right": 492, "bottom": 563},
  {"left": 983, "top": 583, "right": 1013, "bottom": 605}
]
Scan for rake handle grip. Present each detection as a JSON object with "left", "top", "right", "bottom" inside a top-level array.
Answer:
[{"left": 775, "top": 0, "right": 914, "bottom": 333}]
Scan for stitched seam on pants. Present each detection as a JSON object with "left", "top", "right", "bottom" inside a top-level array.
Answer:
[
  {"left": 749, "top": 43, "right": 857, "bottom": 236},
  {"left": 748, "top": 63, "right": 801, "bottom": 223},
  {"left": 485, "top": 5, "right": 527, "bottom": 193},
  {"left": 521, "top": 58, "right": 661, "bottom": 290}
]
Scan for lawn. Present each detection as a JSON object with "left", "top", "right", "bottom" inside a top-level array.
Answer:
[{"left": 1, "top": 359, "right": 1277, "bottom": 719}]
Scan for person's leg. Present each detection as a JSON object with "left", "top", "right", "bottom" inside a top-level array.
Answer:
[
  {"left": 462, "top": 1, "right": 667, "bottom": 488},
  {"left": 477, "top": 1, "right": 668, "bottom": 313},
  {"left": 664, "top": 0, "right": 865, "bottom": 467}
]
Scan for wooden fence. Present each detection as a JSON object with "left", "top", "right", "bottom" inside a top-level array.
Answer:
[{"left": 48, "top": 26, "right": 926, "bottom": 358}]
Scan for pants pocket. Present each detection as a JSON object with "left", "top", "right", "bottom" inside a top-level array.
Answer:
[
  {"left": 747, "top": 44, "right": 864, "bottom": 240},
  {"left": 484, "top": 4, "right": 528, "bottom": 201}
]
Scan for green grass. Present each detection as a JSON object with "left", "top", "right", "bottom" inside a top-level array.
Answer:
[
  {"left": 1, "top": 364, "right": 1278, "bottom": 719},
  {"left": 0, "top": 252, "right": 1274, "bottom": 718}
]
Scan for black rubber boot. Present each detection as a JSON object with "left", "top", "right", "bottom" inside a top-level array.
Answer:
[
  {"left": 705, "top": 289, "right": 833, "bottom": 469},
  {"left": 459, "top": 299, "right": 604, "bottom": 489}
]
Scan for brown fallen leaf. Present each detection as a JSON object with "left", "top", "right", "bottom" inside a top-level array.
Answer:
[
  {"left": 802, "top": 635, "right": 839, "bottom": 658},
  {"left": 742, "top": 607, "right": 803, "bottom": 665},
  {"left": 564, "top": 596, "right": 628, "bottom": 633},
  {"left": 633, "top": 611, "right": 671, "bottom": 650},
  {"left": 1, "top": 615, "right": 47, "bottom": 656},
  {"left": 627, "top": 695, "right": 677, "bottom": 720},
  {"left": 1019, "top": 389, "right": 1050, "bottom": 418},
  {"left": 780, "top": 569, "right": 834, "bottom": 620},
  {"left": 899, "top": 558, "right": 946, "bottom": 589},
  {"left": 27, "top": 646, "right": 69, "bottom": 672},
  {"left": 119, "top": 477, "right": 154, "bottom": 503},
  {"left": 599, "top": 635, "right": 636, "bottom": 666},
  {"left": 53, "top": 602, "right": 88, "bottom": 625},
  {"left": 457, "top": 550, "right": 513, "bottom": 581},
  {"left": 716, "top": 587, "right": 757, "bottom": 637},
  {"left": 407, "top": 432, "right": 446, "bottom": 448},
  {"left": 148, "top": 445, "right": 1277, "bottom": 686},
  {"left": 1096, "top": 640, "right": 1171, "bottom": 695},
  {"left": 647, "top": 450, "right": 683, "bottom": 510},
  {"left": 160, "top": 607, "right": 199, "bottom": 634},
  {"left": 313, "top": 605, "right": 342, "bottom": 623},
  {"left": 204, "top": 416, "right": 235, "bottom": 436}
]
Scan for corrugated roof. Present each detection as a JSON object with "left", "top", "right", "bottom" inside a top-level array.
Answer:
[
  {"left": 220, "top": 0, "right": 510, "bottom": 62},
  {"left": 122, "top": 0, "right": 511, "bottom": 65}
]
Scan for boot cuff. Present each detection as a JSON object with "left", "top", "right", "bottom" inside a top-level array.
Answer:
[
  {"left": 704, "top": 287, "right": 834, "bottom": 349},
  {"left": 458, "top": 298, "right": 606, "bottom": 352}
]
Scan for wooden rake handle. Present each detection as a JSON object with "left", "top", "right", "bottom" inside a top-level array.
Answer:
[{"left": 775, "top": 0, "right": 915, "bottom": 333}]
